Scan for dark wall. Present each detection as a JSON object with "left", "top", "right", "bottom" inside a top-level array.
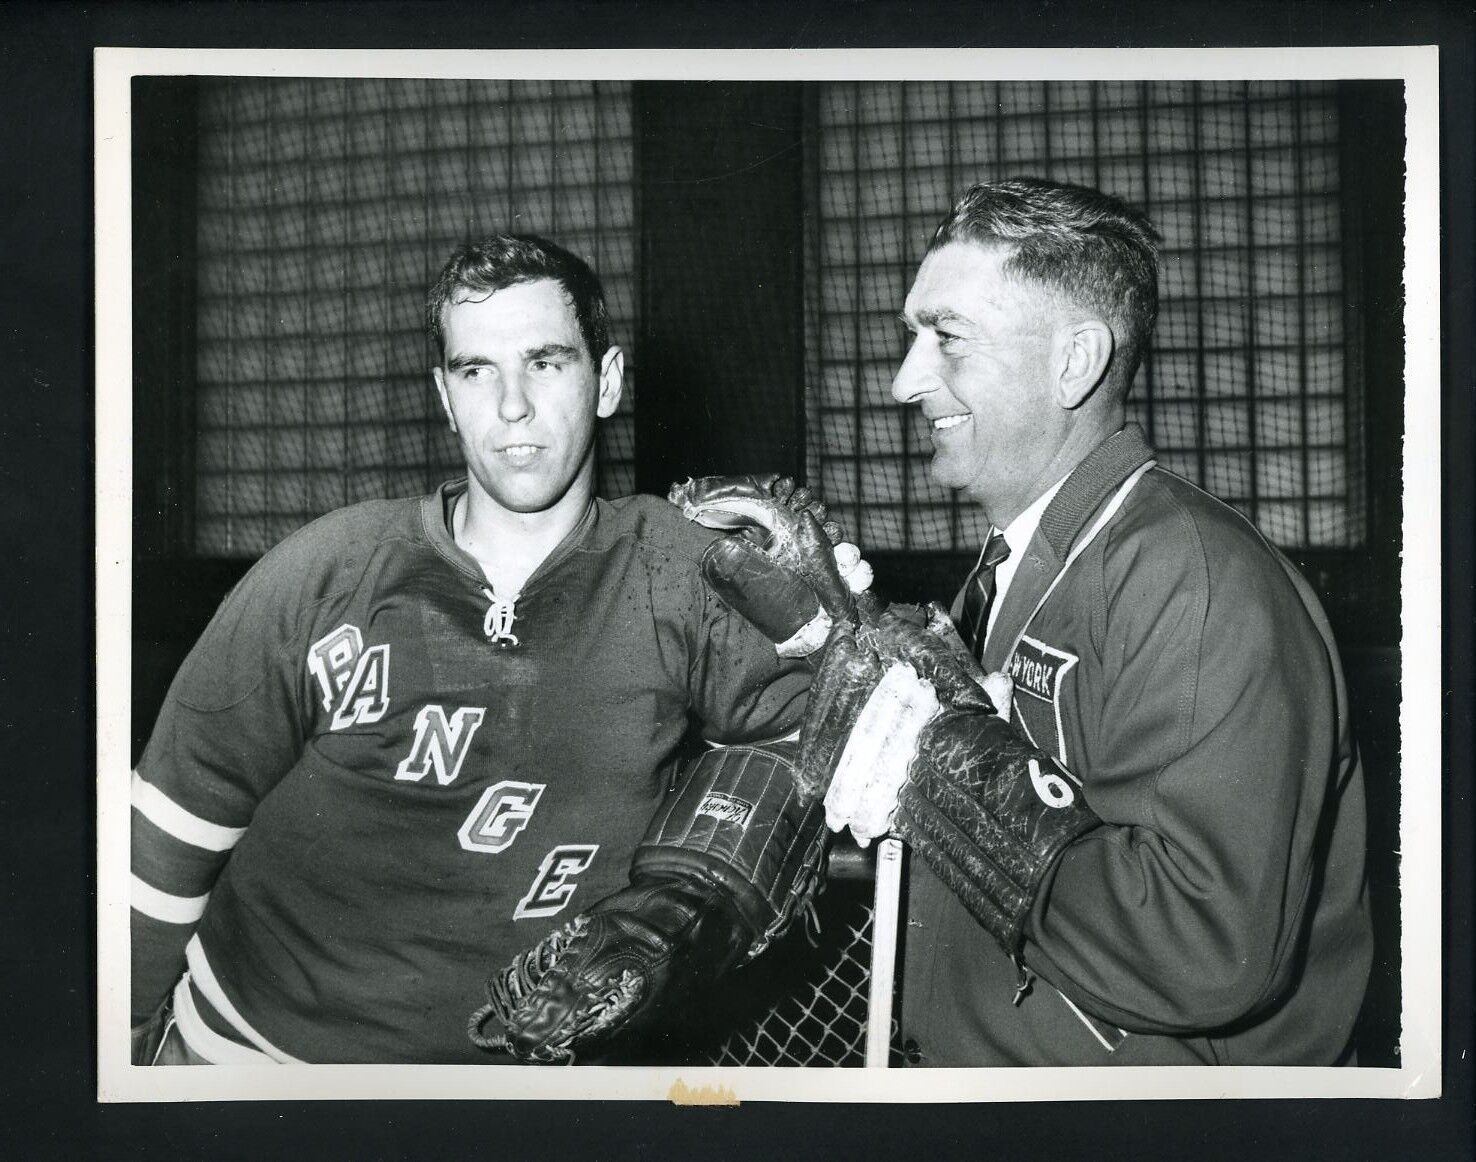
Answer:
[
  {"left": 634, "top": 82, "right": 807, "bottom": 489},
  {"left": 1325, "top": 80, "right": 1406, "bottom": 1066},
  {"left": 132, "top": 77, "right": 218, "bottom": 760}
]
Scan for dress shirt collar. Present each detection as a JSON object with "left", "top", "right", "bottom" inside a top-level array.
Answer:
[{"left": 985, "top": 474, "right": 1070, "bottom": 641}]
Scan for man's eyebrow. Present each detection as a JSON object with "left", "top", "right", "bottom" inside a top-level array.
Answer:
[
  {"left": 446, "top": 343, "right": 583, "bottom": 370},
  {"left": 911, "top": 306, "right": 974, "bottom": 330},
  {"left": 524, "top": 343, "right": 582, "bottom": 361}
]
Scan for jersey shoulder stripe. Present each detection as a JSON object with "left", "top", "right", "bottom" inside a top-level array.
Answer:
[
  {"left": 171, "top": 977, "right": 275, "bottom": 1065},
  {"left": 132, "top": 810, "right": 231, "bottom": 898},
  {"left": 186, "top": 936, "right": 303, "bottom": 1063},
  {"left": 132, "top": 772, "right": 247, "bottom": 852},
  {"left": 130, "top": 875, "right": 209, "bottom": 925}
]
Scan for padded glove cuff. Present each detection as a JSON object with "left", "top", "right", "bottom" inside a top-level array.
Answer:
[{"left": 895, "top": 710, "right": 1100, "bottom": 954}]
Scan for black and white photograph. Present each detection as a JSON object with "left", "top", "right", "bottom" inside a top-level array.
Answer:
[{"left": 94, "top": 47, "right": 1441, "bottom": 1103}]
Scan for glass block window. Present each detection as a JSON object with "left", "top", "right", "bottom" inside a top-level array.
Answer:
[
  {"left": 193, "top": 78, "right": 637, "bottom": 557},
  {"left": 808, "top": 80, "right": 1361, "bottom": 551}
]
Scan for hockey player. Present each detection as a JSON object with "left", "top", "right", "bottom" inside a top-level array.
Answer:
[
  {"left": 694, "top": 179, "right": 1373, "bottom": 1066},
  {"left": 129, "top": 236, "right": 833, "bottom": 1065}
]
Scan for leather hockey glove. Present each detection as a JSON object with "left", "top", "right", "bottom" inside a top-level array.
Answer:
[
  {"left": 799, "top": 607, "right": 1101, "bottom": 957},
  {"left": 468, "top": 744, "right": 827, "bottom": 1064},
  {"left": 668, "top": 474, "right": 875, "bottom": 657}
]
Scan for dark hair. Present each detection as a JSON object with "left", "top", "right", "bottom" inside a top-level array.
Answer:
[
  {"left": 425, "top": 234, "right": 610, "bottom": 362},
  {"left": 930, "top": 177, "right": 1160, "bottom": 386}
]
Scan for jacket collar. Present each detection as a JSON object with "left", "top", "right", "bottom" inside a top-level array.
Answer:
[
  {"left": 979, "top": 425, "right": 1155, "bottom": 672},
  {"left": 1037, "top": 424, "right": 1156, "bottom": 559}
]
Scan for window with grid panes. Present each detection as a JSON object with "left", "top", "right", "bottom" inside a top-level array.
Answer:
[
  {"left": 193, "top": 78, "right": 637, "bottom": 558},
  {"left": 807, "top": 80, "right": 1360, "bottom": 552}
]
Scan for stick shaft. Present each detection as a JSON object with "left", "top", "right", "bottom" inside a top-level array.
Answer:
[{"left": 865, "top": 837, "right": 904, "bottom": 1068}]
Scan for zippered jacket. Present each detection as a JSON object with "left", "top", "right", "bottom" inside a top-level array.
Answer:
[{"left": 902, "top": 426, "right": 1372, "bottom": 1065}]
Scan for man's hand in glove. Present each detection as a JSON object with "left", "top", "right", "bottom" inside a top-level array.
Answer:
[
  {"left": 469, "top": 744, "right": 826, "bottom": 1064},
  {"left": 668, "top": 474, "right": 874, "bottom": 657},
  {"left": 797, "top": 606, "right": 1099, "bottom": 957}
]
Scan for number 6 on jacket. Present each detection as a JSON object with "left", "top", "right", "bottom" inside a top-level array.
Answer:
[{"left": 799, "top": 608, "right": 1102, "bottom": 962}]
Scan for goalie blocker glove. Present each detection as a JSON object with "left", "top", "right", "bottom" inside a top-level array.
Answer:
[
  {"left": 469, "top": 743, "right": 828, "bottom": 1064},
  {"left": 802, "top": 611, "right": 1101, "bottom": 966}
]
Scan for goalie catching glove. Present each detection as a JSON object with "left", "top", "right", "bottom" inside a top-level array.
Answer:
[
  {"left": 799, "top": 607, "right": 1102, "bottom": 959},
  {"left": 668, "top": 474, "right": 874, "bottom": 657},
  {"left": 468, "top": 743, "right": 827, "bottom": 1063}
]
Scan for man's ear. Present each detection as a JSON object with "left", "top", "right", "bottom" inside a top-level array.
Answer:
[
  {"left": 597, "top": 346, "right": 625, "bottom": 419},
  {"left": 1053, "top": 320, "right": 1114, "bottom": 409},
  {"left": 432, "top": 367, "right": 457, "bottom": 433}
]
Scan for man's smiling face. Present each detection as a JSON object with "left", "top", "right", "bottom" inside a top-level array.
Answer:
[
  {"left": 433, "top": 278, "right": 621, "bottom": 518},
  {"left": 892, "top": 241, "right": 1068, "bottom": 519}
]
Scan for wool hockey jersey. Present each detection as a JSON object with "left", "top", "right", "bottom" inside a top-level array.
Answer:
[{"left": 130, "top": 482, "right": 809, "bottom": 1063}]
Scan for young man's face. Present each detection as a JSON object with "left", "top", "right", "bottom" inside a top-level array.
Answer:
[
  {"left": 433, "top": 278, "right": 622, "bottom": 517},
  {"left": 892, "top": 241, "right": 1068, "bottom": 519}
]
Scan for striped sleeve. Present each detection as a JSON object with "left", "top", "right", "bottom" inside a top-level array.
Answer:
[
  {"left": 130, "top": 769, "right": 246, "bottom": 1021},
  {"left": 130, "top": 541, "right": 322, "bottom": 1022},
  {"left": 131, "top": 770, "right": 243, "bottom": 907}
]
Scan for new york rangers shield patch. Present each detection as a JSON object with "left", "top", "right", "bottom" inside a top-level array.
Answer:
[{"left": 1007, "top": 634, "right": 1080, "bottom": 769}]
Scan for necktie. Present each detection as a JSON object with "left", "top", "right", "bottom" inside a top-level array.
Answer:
[{"left": 960, "top": 531, "right": 1011, "bottom": 661}]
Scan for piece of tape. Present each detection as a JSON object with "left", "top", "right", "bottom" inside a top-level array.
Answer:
[{"left": 775, "top": 607, "right": 833, "bottom": 658}]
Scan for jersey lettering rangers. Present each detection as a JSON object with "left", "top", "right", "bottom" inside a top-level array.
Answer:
[{"left": 130, "top": 483, "right": 808, "bottom": 1063}]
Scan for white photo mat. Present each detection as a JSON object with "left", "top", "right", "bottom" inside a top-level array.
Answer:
[{"left": 95, "top": 44, "right": 1443, "bottom": 1103}]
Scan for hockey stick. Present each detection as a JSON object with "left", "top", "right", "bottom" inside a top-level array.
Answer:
[{"left": 864, "top": 837, "right": 904, "bottom": 1067}]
